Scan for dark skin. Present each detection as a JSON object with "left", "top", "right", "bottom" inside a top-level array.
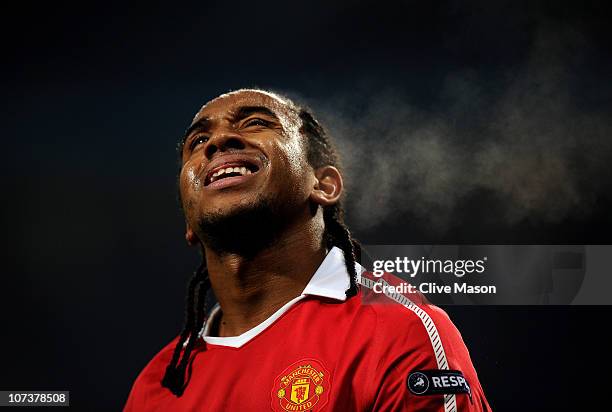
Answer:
[{"left": 179, "top": 90, "right": 344, "bottom": 337}]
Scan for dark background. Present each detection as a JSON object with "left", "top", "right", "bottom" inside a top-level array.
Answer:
[{"left": 2, "top": 1, "right": 611, "bottom": 410}]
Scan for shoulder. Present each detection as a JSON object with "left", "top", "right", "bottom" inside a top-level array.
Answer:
[
  {"left": 353, "top": 272, "right": 491, "bottom": 411},
  {"left": 358, "top": 273, "right": 458, "bottom": 337},
  {"left": 355, "top": 272, "right": 470, "bottom": 368},
  {"left": 124, "top": 336, "right": 180, "bottom": 410}
]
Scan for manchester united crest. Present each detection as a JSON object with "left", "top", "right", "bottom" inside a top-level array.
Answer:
[{"left": 271, "top": 358, "right": 330, "bottom": 411}]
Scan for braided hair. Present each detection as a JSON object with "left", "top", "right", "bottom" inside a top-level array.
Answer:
[
  {"left": 298, "top": 109, "right": 361, "bottom": 297},
  {"left": 161, "top": 91, "right": 360, "bottom": 396}
]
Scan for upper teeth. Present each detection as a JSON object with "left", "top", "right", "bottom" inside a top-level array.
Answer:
[{"left": 210, "top": 166, "right": 253, "bottom": 183}]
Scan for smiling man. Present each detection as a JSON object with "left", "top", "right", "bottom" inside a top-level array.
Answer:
[{"left": 124, "top": 89, "right": 491, "bottom": 411}]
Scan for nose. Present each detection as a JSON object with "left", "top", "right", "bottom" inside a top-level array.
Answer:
[{"left": 204, "top": 131, "right": 246, "bottom": 159}]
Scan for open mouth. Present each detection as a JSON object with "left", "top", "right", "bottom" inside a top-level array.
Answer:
[{"left": 204, "top": 161, "right": 260, "bottom": 186}]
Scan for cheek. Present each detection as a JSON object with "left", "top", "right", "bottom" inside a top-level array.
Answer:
[
  {"left": 274, "top": 140, "right": 312, "bottom": 193},
  {"left": 179, "top": 164, "right": 204, "bottom": 204},
  {"left": 285, "top": 139, "right": 306, "bottom": 170}
]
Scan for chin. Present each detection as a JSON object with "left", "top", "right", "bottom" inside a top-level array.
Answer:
[
  {"left": 196, "top": 196, "right": 283, "bottom": 255},
  {"left": 205, "top": 191, "right": 268, "bottom": 215}
]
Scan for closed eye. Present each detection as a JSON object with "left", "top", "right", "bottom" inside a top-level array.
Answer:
[{"left": 242, "top": 118, "right": 270, "bottom": 128}]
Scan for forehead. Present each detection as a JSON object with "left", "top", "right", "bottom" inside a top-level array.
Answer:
[{"left": 192, "top": 90, "right": 293, "bottom": 123}]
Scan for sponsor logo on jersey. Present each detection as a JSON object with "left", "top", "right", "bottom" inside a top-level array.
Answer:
[
  {"left": 407, "top": 370, "right": 471, "bottom": 397},
  {"left": 271, "top": 358, "right": 330, "bottom": 412}
]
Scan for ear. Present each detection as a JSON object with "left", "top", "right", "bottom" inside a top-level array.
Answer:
[
  {"left": 309, "top": 165, "right": 344, "bottom": 207},
  {"left": 185, "top": 223, "right": 200, "bottom": 246}
]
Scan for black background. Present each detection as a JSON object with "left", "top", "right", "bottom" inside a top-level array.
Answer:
[{"left": 2, "top": 1, "right": 611, "bottom": 410}]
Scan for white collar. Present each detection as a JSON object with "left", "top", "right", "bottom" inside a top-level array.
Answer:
[{"left": 199, "top": 246, "right": 361, "bottom": 348}]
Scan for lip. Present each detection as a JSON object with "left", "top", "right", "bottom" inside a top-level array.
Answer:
[
  {"left": 202, "top": 153, "right": 265, "bottom": 189},
  {"left": 206, "top": 173, "right": 256, "bottom": 190}
]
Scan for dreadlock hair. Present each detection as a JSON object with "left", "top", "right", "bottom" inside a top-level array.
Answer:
[
  {"left": 298, "top": 108, "right": 361, "bottom": 298},
  {"left": 161, "top": 89, "right": 360, "bottom": 396},
  {"left": 161, "top": 262, "right": 210, "bottom": 396}
]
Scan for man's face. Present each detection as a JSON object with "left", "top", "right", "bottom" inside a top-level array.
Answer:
[{"left": 179, "top": 90, "right": 314, "bottom": 241}]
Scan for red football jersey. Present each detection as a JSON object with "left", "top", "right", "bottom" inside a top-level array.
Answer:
[{"left": 125, "top": 247, "right": 492, "bottom": 411}]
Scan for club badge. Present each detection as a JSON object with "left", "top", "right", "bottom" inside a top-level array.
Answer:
[{"left": 271, "top": 358, "right": 330, "bottom": 411}]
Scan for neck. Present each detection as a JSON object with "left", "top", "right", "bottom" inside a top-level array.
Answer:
[{"left": 203, "top": 214, "right": 326, "bottom": 337}]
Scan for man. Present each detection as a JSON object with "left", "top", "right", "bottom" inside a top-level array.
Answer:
[{"left": 124, "top": 89, "right": 491, "bottom": 411}]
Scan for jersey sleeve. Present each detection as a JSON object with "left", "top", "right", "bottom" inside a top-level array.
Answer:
[
  {"left": 370, "top": 348, "right": 489, "bottom": 411},
  {"left": 363, "top": 274, "right": 491, "bottom": 411},
  {"left": 123, "top": 336, "right": 180, "bottom": 412}
]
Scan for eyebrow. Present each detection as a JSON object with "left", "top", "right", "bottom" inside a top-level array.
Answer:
[
  {"left": 180, "top": 105, "right": 280, "bottom": 149},
  {"left": 231, "top": 105, "right": 279, "bottom": 122}
]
